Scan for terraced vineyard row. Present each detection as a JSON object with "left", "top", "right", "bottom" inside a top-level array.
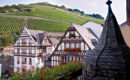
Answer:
[
  {"left": 27, "top": 19, "right": 69, "bottom": 32},
  {"left": 0, "top": 16, "right": 25, "bottom": 34},
  {"left": 0, "top": 16, "right": 70, "bottom": 35}
]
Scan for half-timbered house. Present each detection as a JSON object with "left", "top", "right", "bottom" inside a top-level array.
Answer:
[
  {"left": 14, "top": 27, "right": 55, "bottom": 72},
  {"left": 48, "top": 24, "right": 98, "bottom": 66}
]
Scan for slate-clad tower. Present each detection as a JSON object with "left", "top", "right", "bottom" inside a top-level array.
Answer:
[{"left": 83, "top": 0, "right": 130, "bottom": 80}]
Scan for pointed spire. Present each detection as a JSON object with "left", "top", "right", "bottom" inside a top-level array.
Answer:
[
  {"left": 106, "top": 0, "right": 113, "bottom": 15},
  {"left": 83, "top": 0, "right": 130, "bottom": 79}
]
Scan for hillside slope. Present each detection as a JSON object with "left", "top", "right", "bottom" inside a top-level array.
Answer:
[{"left": 0, "top": 3, "right": 104, "bottom": 47}]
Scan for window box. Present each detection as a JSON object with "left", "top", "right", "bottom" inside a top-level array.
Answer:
[
  {"left": 64, "top": 48, "right": 81, "bottom": 52},
  {"left": 9, "top": 60, "right": 83, "bottom": 80}
]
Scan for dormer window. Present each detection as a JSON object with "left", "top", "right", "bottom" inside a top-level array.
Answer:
[
  {"left": 91, "top": 39, "right": 97, "bottom": 46},
  {"left": 69, "top": 31, "right": 75, "bottom": 38}
]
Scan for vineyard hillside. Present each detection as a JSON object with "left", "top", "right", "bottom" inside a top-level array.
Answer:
[{"left": 0, "top": 3, "right": 104, "bottom": 47}]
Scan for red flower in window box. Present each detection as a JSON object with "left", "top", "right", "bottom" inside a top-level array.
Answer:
[
  {"left": 64, "top": 48, "right": 81, "bottom": 52},
  {"left": 43, "top": 75, "right": 47, "bottom": 78},
  {"left": 73, "top": 59, "right": 77, "bottom": 63},
  {"left": 51, "top": 67, "right": 54, "bottom": 70},
  {"left": 39, "top": 70, "right": 43, "bottom": 74},
  {"left": 46, "top": 70, "right": 49, "bottom": 73},
  {"left": 27, "top": 70, "right": 32, "bottom": 74},
  {"left": 8, "top": 72, "right": 13, "bottom": 75},
  {"left": 60, "top": 62, "right": 67, "bottom": 66}
]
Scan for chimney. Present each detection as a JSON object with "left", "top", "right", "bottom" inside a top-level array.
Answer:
[{"left": 127, "top": 0, "right": 130, "bottom": 25}]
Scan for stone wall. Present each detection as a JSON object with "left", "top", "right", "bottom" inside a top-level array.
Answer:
[{"left": 0, "top": 56, "right": 14, "bottom": 73}]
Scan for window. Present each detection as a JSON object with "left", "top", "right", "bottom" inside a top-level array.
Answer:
[
  {"left": 38, "top": 58, "right": 40, "bottom": 64},
  {"left": 17, "top": 57, "right": 20, "bottom": 64},
  {"left": 20, "top": 39, "right": 22, "bottom": 44},
  {"left": 70, "top": 43, "right": 75, "bottom": 48},
  {"left": 29, "top": 58, "right": 32, "bottom": 65},
  {"left": 61, "top": 43, "right": 64, "bottom": 50},
  {"left": 22, "top": 49, "right": 26, "bottom": 54},
  {"left": 32, "top": 49, "right": 35, "bottom": 54},
  {"left": 27, "top": 49, "right": 29, "bottom": 53},
  {"left": 43, "top": 48, "right": 46, "bottom": 53},
  {"left": 22, "top": 57, "right": 26, "bottom": 64},
  {"left": 69, "top": 31, "right": 75, "bottom": 38},
  {"left": 48, "top": 48, "right": 50, "bottom": 53},
  {"left": 17, "top": 49, "right": 19, "bottom": 53},
  {"left": 81, "top": 42, "right": 84, "bottom": 50},
  {"left": 91, "top": 39, "right": 97, "bottom": 46},
  {"left": 76, "top": 43, "right": 80, "bottom": 48},
  {"left": 41, "top": 58, "right": 44, "bottom": 63},
  {"left": 15, "top": 49, "right": 18, "bottom": 53},
  {"left": 66, "top": 43, "right": 69, "bottom": 48},
  {"left": 20, "top": 49, "right": 22, "bottom": 54}
]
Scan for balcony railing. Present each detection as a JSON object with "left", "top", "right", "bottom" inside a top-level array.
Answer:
[
  {"left": 58, "top": 68, "right": 83, "bottom": 80},
  {"left": 43, "top": 60, "right": 87, "bottom": 80}
]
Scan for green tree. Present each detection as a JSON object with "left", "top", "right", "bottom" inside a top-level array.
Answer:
[{"left": 0, "top": 33, "right": 14, "bottom": 47}]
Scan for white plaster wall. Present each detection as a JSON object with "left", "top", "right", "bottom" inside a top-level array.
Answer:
[
  {"left": 14, "top": 56, "right": 17, "bottom": 72},
  {"left": 14, "top": 56, "right": 45, "bottom": 73}
]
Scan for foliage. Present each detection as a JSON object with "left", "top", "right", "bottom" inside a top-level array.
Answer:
[
  {"left": 0, "top": 4, "right": 33, "bottom": 13},
  {"left": 1, "top": 69, "right": 13, "bottom": 79},
  {"left": 67, "top": 8, "right": 85, "bottom": 16},
  {"left": 87, "top": 14, "right": 104, "bottom": 19},
  {"left": 9, "top": 60, "right": 83, "bottom": 80},
  {"left": 0, "top": 16, "right": 25, "bottom": 47},
  {"left": 0, "top": 33, "right": 14, "bottom": 47}
]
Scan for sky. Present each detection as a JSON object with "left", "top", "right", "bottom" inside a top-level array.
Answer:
[{"left": 0, "top": 0, "right": 126, "bottom": 24}]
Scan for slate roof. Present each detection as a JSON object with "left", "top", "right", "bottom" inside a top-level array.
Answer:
[
  {"left": 73, "top": 24, "right": 98, "bottom": 49},
  {"left": 50, "top": 38, "right": 59, "bottom": 45},
  {"left": 83, "top": 0, "right": 130, "bottom": 80},
  {"left": 27, "top": 28, "right": 52, "bottom": 46},
  {"left": 82, "top": 21, "right": 103, "bottom": 39}
]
